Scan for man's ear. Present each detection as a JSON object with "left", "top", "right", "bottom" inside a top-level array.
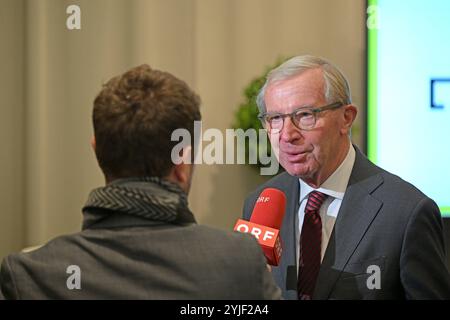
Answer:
[
  {"left": 341, "top": 104, "right": 357, "bottom": 136},
  {"left": 167, "top": 145, "right": 194, "bottom": 194},
  {"left": 90, "top": 136, "right": 96, "bottom": 151},
  {"left": 175, "top": 145, "right": 193, "bottom": 183},
  {"left": 173, "top": 162, "right": 191, "bottom": 186}
]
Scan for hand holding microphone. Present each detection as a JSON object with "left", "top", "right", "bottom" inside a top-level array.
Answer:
[{"left": 234, "top": 188, "right": 286, "bottom": 266}]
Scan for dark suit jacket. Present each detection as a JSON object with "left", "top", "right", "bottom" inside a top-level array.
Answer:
[
  {"left": 243, "top": 148, "right": 450, "bottom": 299},
  {"left": 0, "top": 214, "right": 281, "bottom": 299}
]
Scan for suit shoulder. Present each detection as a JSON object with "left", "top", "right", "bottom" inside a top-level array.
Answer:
[
  {"left": 378, "top": 168, "right": 432, "bottom": 202},
  {"left": 354, "top": 152, "right": 432, "bottom": 204},
  {"left": 0, "top": 232, "right": 84, "bottom": 299},
  {"left": 2, "top": 231, "right": 84, "bottom": 271},
  {"left": 364, "top": 165, "right": 442, "bottom": 224},
  {"left": 245, "top": 171, "right": 295, "bottom": 202}
]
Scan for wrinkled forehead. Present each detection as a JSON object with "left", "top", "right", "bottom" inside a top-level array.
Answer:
[{"left": 264, "top": 68, "right": 326, "bottom": 113}]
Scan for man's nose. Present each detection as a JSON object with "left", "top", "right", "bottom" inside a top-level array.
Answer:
[{"left": 280, "top": 117, "right": 302, "bottom": 142}]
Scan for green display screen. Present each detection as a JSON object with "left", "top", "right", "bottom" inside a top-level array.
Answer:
[{"left": 367, "top": 0, "right": 450, "bottom": 217}]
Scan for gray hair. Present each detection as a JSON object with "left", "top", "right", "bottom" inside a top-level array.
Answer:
[{"left": 256, "top": 55, "right": 352, "bottom": 114}]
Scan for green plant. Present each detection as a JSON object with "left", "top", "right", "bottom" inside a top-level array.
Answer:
[{"left": 232, "top": 57, "right": 287, "bottom": 171}]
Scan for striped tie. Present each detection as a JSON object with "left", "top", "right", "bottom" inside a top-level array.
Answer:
[{"left": 297, "top": 191, "right": 327, "bottom": 300}]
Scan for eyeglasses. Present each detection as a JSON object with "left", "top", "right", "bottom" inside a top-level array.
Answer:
[{"left": 258, "top": 102, "right": 344, "bottom": 132}]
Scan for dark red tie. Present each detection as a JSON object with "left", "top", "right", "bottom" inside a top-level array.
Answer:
[{"left": 298, "top": 191, "right": 327, "bottom": 300}]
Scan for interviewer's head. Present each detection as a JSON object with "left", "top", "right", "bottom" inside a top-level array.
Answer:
[{"left": 92, "top": 64, "right": 201, "bottom": 193}]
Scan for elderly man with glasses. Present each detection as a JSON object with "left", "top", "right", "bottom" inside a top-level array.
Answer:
[{"left": 243, "top": 55, "right": 450, "bottom": 300}]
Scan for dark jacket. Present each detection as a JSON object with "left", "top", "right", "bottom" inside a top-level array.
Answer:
[
  {"left": 1, "top": 177, "right": 281, "bottom": 299},
  {"left": 243, "top": 147, "right": 450, "bottom": 299}
]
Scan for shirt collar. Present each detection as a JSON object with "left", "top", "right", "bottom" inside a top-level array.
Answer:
[{"left": 299, "top": 143, "right": 355, "bottom": 203}]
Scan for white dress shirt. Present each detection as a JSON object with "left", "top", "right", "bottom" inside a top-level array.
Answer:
[{"left": 296, "top": 144, "right": 356, "bottom": 272}]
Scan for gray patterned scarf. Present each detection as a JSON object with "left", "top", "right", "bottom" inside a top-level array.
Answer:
[{"left": 82, "top": 177, "right": 196, "bottom": 229}]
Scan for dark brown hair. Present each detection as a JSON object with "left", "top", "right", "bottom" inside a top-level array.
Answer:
[{"left": 92, "top": 64, "right": 201, "bottom": 181}]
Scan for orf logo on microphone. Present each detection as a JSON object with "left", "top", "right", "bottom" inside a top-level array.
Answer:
[
  {"left": 234, "top": 219, "right": 282, "bottom": 265},
  {"left": 235, "top": 221, "right": 276, "bottom": 242},
  {"left": 256, "top": 196, "right": 270, "bottom": 203}
]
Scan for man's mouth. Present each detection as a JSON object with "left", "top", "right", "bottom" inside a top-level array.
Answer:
[{"left": 285, "top": 151, "right": 310, "bottom": 162}]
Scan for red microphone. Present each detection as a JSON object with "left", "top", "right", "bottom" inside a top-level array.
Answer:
[{"left": 234, "top": 188, "right": 286, "bottom": 266}]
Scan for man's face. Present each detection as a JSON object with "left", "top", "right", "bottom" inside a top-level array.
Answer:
[{"left": 264, "top": 68, "right": 351, "bottom": 187}]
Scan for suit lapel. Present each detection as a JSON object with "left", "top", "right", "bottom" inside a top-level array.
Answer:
[
  {"left": 271, "top": 173, "right": 299, "bottom": 298},
  {"left": 282, "top": 175, "right": 300, "bottom": 291},
  {"left": 313, "top": 148, "right": 384, "bottom": 299}
]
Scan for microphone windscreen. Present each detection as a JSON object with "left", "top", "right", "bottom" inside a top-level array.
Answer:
[{"left": 249, "top": 188, "right": 286, "bottom": 229}]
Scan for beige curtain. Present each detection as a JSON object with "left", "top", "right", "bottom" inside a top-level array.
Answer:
[{"left": 0, "top": 0, "right": 365, "bottom": 259}]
